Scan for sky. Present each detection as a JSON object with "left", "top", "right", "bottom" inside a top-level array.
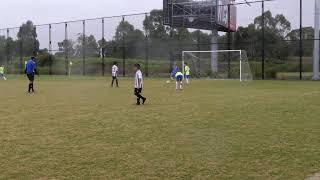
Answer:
[
  {"left": 0, "top": 0, "right": 315, "bottom": 49},
  {"left": 0, "top": 0, "right": 314, "bottom": 29}
]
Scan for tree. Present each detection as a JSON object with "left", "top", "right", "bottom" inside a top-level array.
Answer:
[
  {"left": 58, "top": 39, "right": 75, "bottom": 57},
  {"left": 287, "top": 27, "right": 314, "bottom": 56},
  {"left": 114, "top": 21, "right": 145, "bottom": 58},
  {"left": 75, "top": 34, "right": 99, "bottom": 57},
  {"left": 17, "top": 20, "right": 39, "bottom": 56}
]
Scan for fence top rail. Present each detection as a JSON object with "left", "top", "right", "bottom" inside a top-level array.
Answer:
[
  {"left": 182, "top": 50, "right": 242, "bottom": 54},
  {"left": 0, "top": 12, "right": 149, "bottom": 31}
]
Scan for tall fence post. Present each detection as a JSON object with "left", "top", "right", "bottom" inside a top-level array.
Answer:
[
  {"left": 6, "top": 29, "right": 9, "bottom": 66},
  {"left": 261, "top": 1, "right": 265, "bottom": 80},
  {"left": 122, "top": 16, "right": 126, "bottom": 77},
  {"left": 102, "top": 18, "right": 105, "bottom": 76},
  {"left": 145, "top": 15, "right": 149, "bottom": 77},
  {"left": 49, "top": 24, "right": 52, "bottom": 75},
  {"left": 82, "top": 20, "right": 86, "bottom": 76},
  {"left": 197, "top": 30, "right": 201, "bottom": 78},
  {"left": 33, "top": 27, "right": 37, "bottom": 57},
  {"left": 299, "top": 0, "right": 303, "bottom": 80},
  {"left": 65, "top": 22, "right": 68, "bottom": 76},
  {"left": 227, "top": 4, "right": 231, "bottom": 79},
  {"left": 19, "top": 27, "right": 23, "bottom": 74}
]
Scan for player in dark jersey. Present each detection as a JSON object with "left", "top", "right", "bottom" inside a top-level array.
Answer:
[{"left": 25, "top": 57, "right": 39, "bottom": 94}]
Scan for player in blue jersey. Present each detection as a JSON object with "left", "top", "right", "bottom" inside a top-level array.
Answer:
[
  {"left": 171, "top": 64, "right": 179, "bottom": 80},
  {"left": 25, "top": 57, "right": 39, "bottom": 94}
]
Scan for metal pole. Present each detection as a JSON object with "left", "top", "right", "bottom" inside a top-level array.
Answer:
[
  {"left": 262, "top": 1, "right": 265, "bottom": 80},
  {"left": 313, "top": 0, "right": 320, "bottom": 80},
  {"left": 197, "top": 30, "right": 201, "bottom": 78},
  {"left": 227, "top": 4, "right": 231, "bottom": 79},
  {"left": 145, "top": 14, "right": 149, "bottom": 77},
  {"left": 122, "top": 16, "right": 126, "bottom": 77},
  {"left": 33, "top": 27, "right": 37, "bottom": 56},
  {"left": 170, "top": 2, "right": 174, "bottom": 74},
  {"left": 83, "top": 20, "right": 86, "bottom": 76},
  {"left": 299, "top": 0, "right": 303, "bottom": 80},
  {"left": 49, "top": 24, "right": 52, "bottom": 75},
  {"left": 20, "top": 27, "right": 23, "bottom": 74},
  {"left": 65, "top": 23, "right": 68, "bottom": 76},
  {"left": 102, "top": 18, "right": 105, "bottom": 76},
  {"left": 6, "top": 29, "right": 9, "bottom": 66}
]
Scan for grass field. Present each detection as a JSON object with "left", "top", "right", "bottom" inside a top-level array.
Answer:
[{"left": 0, "top": 76, "right": 320, "bottom": 179}]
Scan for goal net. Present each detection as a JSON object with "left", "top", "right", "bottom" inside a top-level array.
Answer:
[{"left": 182, "top": 50, "right": 253, "bottom": 81}]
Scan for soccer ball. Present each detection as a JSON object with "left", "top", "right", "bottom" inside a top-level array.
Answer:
[
  {"left": 3, "top": 77, "right": 6, "bottom": 80},
  {"left": 166, "top": 80, "right": 171, "bottom": 84}
]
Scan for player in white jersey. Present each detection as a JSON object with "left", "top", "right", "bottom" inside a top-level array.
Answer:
[
  {"left": 111, "top": 62, "right": 119, "bottom": 87},
  {"left": 134, "top": 64, "right": 146, "bottom": 105}
]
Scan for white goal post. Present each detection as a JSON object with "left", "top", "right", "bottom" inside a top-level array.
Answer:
[{"left": 182, "top": 50, "right": 253, "bottom": 81}]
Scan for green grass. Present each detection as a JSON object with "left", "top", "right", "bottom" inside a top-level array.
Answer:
[{"left": 0, "top": 76, "right": 320, "bottom": 179}]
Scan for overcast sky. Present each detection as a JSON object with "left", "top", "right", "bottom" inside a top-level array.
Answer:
[
  {"left": 0, "top": 0, "right": 315, "bottom": 49},
  {"left": 0, "top": 0, "right": 314, "bottom": 29}
]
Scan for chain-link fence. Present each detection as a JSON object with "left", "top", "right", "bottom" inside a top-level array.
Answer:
[{"left": 0, "top": 0, "right": 316, "bottom": 80}]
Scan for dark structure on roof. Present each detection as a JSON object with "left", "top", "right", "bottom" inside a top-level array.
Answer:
[{"left": 163, "top": 0, "right": 237, "bottom": 32}]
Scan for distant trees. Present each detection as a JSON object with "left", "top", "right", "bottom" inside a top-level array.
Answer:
[
  {"left": 0, "top": 10, "right": 316, "bottom": 66},
  {"left": 17, "top": 21, "right": 39, "bottom": 56}
]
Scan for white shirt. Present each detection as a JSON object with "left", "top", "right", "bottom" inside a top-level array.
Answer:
[
  {"left": 135, "top": 70, "right": 143, "bottom": 88},
  {"left": 112, "top": 65, "right": 118, "bottom": 77}
]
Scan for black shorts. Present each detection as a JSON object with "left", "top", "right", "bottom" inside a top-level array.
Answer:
[
  {"left": 112, "top": 76, "right": 118, "bottom": 80},
  {"left": 27, "top": 73, "right": 35, "bottom": 81},
  {"left": 134, "top": 88, "right": 142, "bottom": 94}
]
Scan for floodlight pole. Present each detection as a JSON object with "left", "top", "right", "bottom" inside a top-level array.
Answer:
[{"left": 313, "top": 0, "right": 320, "bottom": 80}]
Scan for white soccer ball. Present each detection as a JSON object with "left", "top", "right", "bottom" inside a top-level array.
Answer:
[{"left": 166, "top": 80, "right": 171, "bottom": 84}]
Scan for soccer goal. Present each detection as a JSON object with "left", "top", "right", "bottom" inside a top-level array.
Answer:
[{"left": 182, "top": 50, "right": 253, "bottom": 81}]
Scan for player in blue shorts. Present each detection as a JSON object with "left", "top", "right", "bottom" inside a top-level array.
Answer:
[{"left": 175, "top": 71, "right": 184, "bottom": 90}]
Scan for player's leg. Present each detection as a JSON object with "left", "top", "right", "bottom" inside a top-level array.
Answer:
[
  {"left": 28, "top": 73, "right": 35, "bottom": 93},
  {"left": 111, "top": 76, "right": 115, "bottom": 87},
  {"left": 186, "top": 75, "right": 190, "bottom": 84},
  {"left": 134, "top": 88, "right": 146, "bottom": 105},
  {"left": 134, "top": 88, "right": 141, "bottom": 105},
  {"left": 116, "top": 77, "right": 119, "bottom": 87}
]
